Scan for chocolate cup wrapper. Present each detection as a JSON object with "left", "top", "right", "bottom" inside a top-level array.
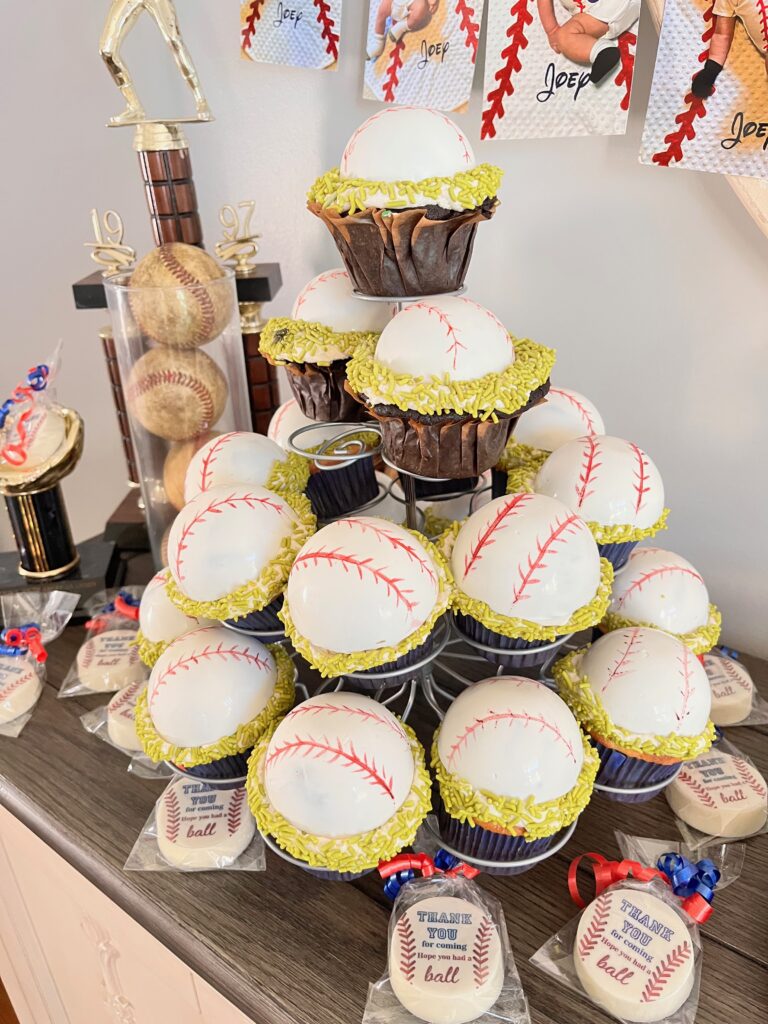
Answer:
[
  {"left": 226, "top": 596, "right": 284, "bottom": 634},
  {"left": 376, "top": 411, "right": 515, "bottom": 479},
  {"left": 454, "top": 613, "right": 569, "bottom": 669},
  {"left": 172, "top": 750, "right": 252, "bottom": 783},
  {"left": 307, "top": 457, "right": 379, "bottom": 519},
  {"left": 491, "top": 467, "right": 508, "bottom": 499},
  {"left": 309, "top": 202, "right": 496, "bottom": 298},
  {"left": 411, "top": 475, "right": 478, "bottom": 500},
  {"left": 592, "top": 739, "right": 681, "bottom": 797},
  {"left": 286, "top": 360, "right": 365, "bottom": 423},
  {"left": 436, "top": 800, "right": 559, "bottom": 872},
  {"left": 597, "top": 540, "right": 639, "bottom": 571}
]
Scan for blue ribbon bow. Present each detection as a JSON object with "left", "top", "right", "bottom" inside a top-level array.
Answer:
[
  {"left": 658, "top": 853, "right": 720, "bottom": 907},
  {"left": 0, "top": 622, "right": 41, "bottom": 657}
]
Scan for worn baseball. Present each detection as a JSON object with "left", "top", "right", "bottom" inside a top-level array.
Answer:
[
  {"left": 130, "top": 243, "right": 234, "bottom": 348},
  {"left": 126, "top": 348, "right": 228, "bottom": 443},
  {"left": 163, "top": 431, "right": 218, "bottom": 510}
]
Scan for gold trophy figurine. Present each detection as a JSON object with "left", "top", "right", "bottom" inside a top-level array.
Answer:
[{"left": 99, "top": 0, "right": 212, "bottom": 125}]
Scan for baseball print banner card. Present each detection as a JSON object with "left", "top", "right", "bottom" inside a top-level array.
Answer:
[
  {"left": 241, "top": 0, "right": 342, "bottom": 70},
  {"left": 481, "top": 0, "right": 640, "bottom": 139},
  {"left": 640, "top": 0, "right": 768, "bottom": 177},
  {"left": 363, "top": 1, "right": 486, "bottom": 111}
]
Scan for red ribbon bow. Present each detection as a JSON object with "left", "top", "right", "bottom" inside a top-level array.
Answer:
[{"left": 379, "top": 853, "right": 480, "bottom": 881}]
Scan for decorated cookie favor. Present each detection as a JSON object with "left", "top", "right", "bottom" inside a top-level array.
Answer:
[
  {"left": 106, "top": 680, "right": 146, "bottom": 752},
  {"left": 433, "top": 677, "right": 596, "bottom": 868},
  {"left": 703, "top": 653, "right": 755, "bottom": 726},
  {"left": 441, "top": 493, "right": 612, "bottom": 667},
  {"left": 136, "top": 626, "right": 295, "bottom": 781},
  {"left": 0, "top": 658, "right": 42, "bottom": 725},
  {"left": 156, "top": 779, "right": 256, "bottom": 870},
  {"left": 574, "top": 887, "right": 695, "bottom": 1022},
  {"left": 554, "top": 628, "right": 715, "bottom": 799},
  {"left": 246, "top": 691, "right": 430, "bottom": 878},
  {"left": 0, "top": 405, "right": 67, "bottom": 473},
  {"left": 183, "top": 431, "right": 308, "bottom": 503},
  {"left": 347, "top": 296, "right": 554, "bottom": 479},
  {"left": 602, "top": 548, "right": 721, "bottom": 654},
  {"left": 76, "top": 630, "right": 146, "bottom": 694},
  {"left": 507, "top": 436, "right": 669, "bottom": 570},
  {"left": 166, "top": 484, "right": 315, "bottom": 630},
  {"left": 667, "top": 750, "right": 768, "bottom": 839},
  {"left": 308, "top": 107, "right": 503, "bottom": 298},
  {"left": 281, "top": 517, "right": 452, "bottom": 679},
  {"left": 390, "top": 895, "right": 504, "bottom": 1024},
  {"left": 137, "top": 570, "right": 213, "bottom": 668},
  {"left": 260, "top": 269, "right": 390, "bottom": 422}
]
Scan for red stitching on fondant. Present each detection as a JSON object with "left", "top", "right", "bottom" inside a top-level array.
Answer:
[
  {"left": 456, "top": 0, "right": 481, "bottom": 63},
  {"left": 197, "top": 433, "right": 238, "bottom": 494},
  {"left": 447, "top": 711, "right": 577, "bottom": 766},
  {"left": 481, "top": 1, "right": 533, "bottom": 140},
  {"left": 472, "top": 917, "right": 493, "bottom": 986},
  {"left": 733, "top": 758, "right": 767, "bottom": 798},
  {"left": 292, "top": 549, "right": 417, "bottom": 613},
  {"left": 163, "top": 788, "right": 181, "bottom": 843},
  {"left": 269, "top": 399, "right": 297, "bottom": 443},
  {"left": 108, "top": 681, "right": 143, "bottom": 716},
  {"left": 713, "top": 657, "right": 752, "bottom": 693},
  {"left": 677, "top": 646, "right": 694, "bottom": 723},
  {"left": 241, "top": 0, "right": 264, "bottom": 51},
  {"left": 396, "top": 916, "right": 417, "bottom": 982},
  {"left": 156, "top": 247, "right": 216, "bottom": 343},
  {"left": 601, "top": 629, "right": 642, "bottom": 693},
  {"left": 614, "top": 32, "right": 636, "bottom": 112},
  {"left": 677, "top": 769, "right": 717, "bottom": 808},
  {"left": 436, "top": 112, "right": 473, "bottom": 163},
  {"left": 629, "top": 442, "right": 651, "bottom": 516},
  {"left": 457, "top": 296, "right": 507, "bottom": 334},
  {"left": 405, "top": 302, "right": 467, "bottom": 372},
  {"left": 127, "top": 370, "right": 215, "bottom": 427},
  {"left": 462, "top": 493, "right": 535, "bottom": 578},
  {"left": 383, "top": 38, "right": 406, "bottom": 102},
  {"left": 0, "top": 666, "right": 35, "bottom": 702},
  {"left": 640, "top": 942, "right": 691, "bottom": 1002},
  {"left": 512, "top": 513, "right": 582, "bottom": 602},
  {"left": 228, "top": 788, "right": 246, "bottom": 835},
  {"left": 149, "top": 643, "right": 270, "bottom": 709},
  {"left": 313, "top": 0, "right": 339, "bottom": 60},
  {"left": 294, "top": 270, "right": 347, "bottom": 317},
  {"left": 549, "top": 388, "right": 598, "bottom": 434},
  {"left": 287, "top": 701, "right": 406, "bottom": 738},
  {"left": 338, "top": 519, "right": 437, "bottom": 583},
  {"left": 615, "top": 565, "right": 704, "bottom": 608},
  {"left": 578, "top": 893, "right": 611, "bottom": 957},
  {"left": 574, "top": 436, "right": 602, "bottom": 509},
  {"left": 265, "top": 738, "right": 395, "bottom": 799}
]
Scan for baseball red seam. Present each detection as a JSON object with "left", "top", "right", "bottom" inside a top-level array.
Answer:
[
  {"left": 313, "top": 0, "right": 339, "bottom": 61},
  {"left": 292, "top": 549, "right": 417, "bottom": 613},
  {"left": 457, "top": 296, "right": 507, "bottom": 334},
  {"left": 198, "top": 433, "right": 238, "bottom": 494},
  {"left": 677, "top": 647, "right": 694, "bottom": 723},
  {"left": 472, "top": 917, "right": 492, "bottom": 985},
  {"left": 269, "top": 399, "right": 296, "bottom": 442},
  {"left": 629, "top": 442, "right": 650, "bottom": 516},
  {"left": 574, "top": 435, "right": 602, "bottom": 509},
  {"left": 241, "top": 0, "right": 264, "bottom": 51},
  {"left": 228, "top": 788, "right": 245, "bottom": 835},
  {"left": 463, "top": 493, "right": 535, "bottom": 577},
  {"left": 383, "top": 38, "right": 406, "bottom": 103},
  {"left": 512, "top": 513, "right": 582, "bottom": 602},
  {"left": 338, "top": 519, "right": 437, "bottom": 583},
  {"left": 759, "top": 0, "right": 768, "bottom": 47},
  {"left": 156, "top": 247, "right": 216, "bottom": 343},
  {"left": 677, "top": 770, "right": 717, "bottom": 808},
  {"left": 0, "top": 668, "right": 35, "bottom": 702},
  {"left": 714, "top": 657, "right": 752, "bottom": 693},
  {"left": 577, "top": 893, "right": 611, "bottom": 957},
  {"left": 640, "top": 942, "right": 691, "bottom": 1002},
  {"left": 342, "top": 109, "right": 391, "bottom": 168},
  {"left": 108, "top": 681, "right": 142, "bottom": 716},
  {"left": 447, "top": 710, "right": 577, "bottom": 766},
  {"left": 734, "top": 759, "right": 767, "bottom": 798},
  {"left": 436, "top": 112, "right": 473, "bottom": 163},
  {"left": 615, "top": 565, "right": 704, "bottom": 607},
  {"left": 481, "top": 0, "right": 533, "bottom": 140},
  {"left": 396, "top": 916, "right": 417, "bottom": 982},
  {"left": 287, "top": 701, "right": 406, "bottom": 738},
  {"left": 265, "top": 737, "right": 395, "bottom": 799},
  {"left": 128, "top": 370, "right": 215, "bottom": 426},
  {"left": 614, "top": 32, "right": 636, "bottom": 112},
  {"left": 294, "top": 270, "right": 347, "bottom": 316},
  {"left": 164, "top": 788, "right": 181, "bottom": 842},
  {"left": 150, "top": 643, "right": 270, "bottom": 709},
  {"left": 455, "top": 0, "right": 481, "bottom": 63},
  {"left": 549, "top": 388, "right": 598, "bottom": 434},
  {"left": 406, "top": 302, "right": 467, "bottom": 372},
  {"left": 601, "top": 628, "right": 642, "bottom": 692}
]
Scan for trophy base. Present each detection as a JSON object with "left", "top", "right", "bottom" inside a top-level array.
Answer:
[{"left": 0, "top": 536, "right": 124, "bottom": 605}]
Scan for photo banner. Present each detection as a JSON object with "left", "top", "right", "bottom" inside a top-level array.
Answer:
[
  {"left": 241, "top": 0, "right": 342, "bottom": 70},
  {"left": 363, "top": 1, "right": 486, "bottom": 111},
  {"left": 640, "top": 0, "right": 768, "bottom": 177},
  {"left": 481, "top": 0, "right": 640, "bottom": 139}
]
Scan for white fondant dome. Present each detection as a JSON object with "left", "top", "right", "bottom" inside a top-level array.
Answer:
[
  {"left": 147, "top": 627, "right": 278, "bottom": 747},
  {"left": 340, "top": 107, "right": 475, "bottom": 181},
  {"left": 534, "top": 435, "right": 665, "bottom": 529},
  {"left": 292, "top": 268, "right": 391, "bottom": 334},
  {"left": 375, "top": 296, "right": 512, "bottom": 382},
  {"left": 264, "top": 691, "right": 414, "bottom": 836},
  {"left": 168, "top": 484, "right": 301, "bottom": 603},
  {"left": 578, "top": 627, "right": 711, "bottom": 737},
  {"left": 451, "top": 493, "right": 601, "bottom": 625},
  {"left": 139, "top": 570, "right": 212, "bottom": 643},
  {"left": 514, "top": 387, "right": 606, "bottom": 452},
  {"left": 267, "top": 399, "right": 353, "bottom": 454},
  {"left": 438, "top": 677, "right": 585, "bottom": 802},
  {"left": 286, "top": 517, "right": 440, "bottom": 653},
  {"left": 183, "top": 432, "right": 290, "bottom": 504},
  {"left": 609, "top": 548, "right": 710, "bottom": 633}
]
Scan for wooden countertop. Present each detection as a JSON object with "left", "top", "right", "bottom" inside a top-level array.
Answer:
[{"left": 0, "top": 586, "right": 766, "bottom": 1024}]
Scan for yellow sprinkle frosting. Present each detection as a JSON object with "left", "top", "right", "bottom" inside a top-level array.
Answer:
[
  {"left": 600, "top": 603, "right": 722, "bottom": 656},
  {"left": 260, "top": 317, "right": 380, "bottom": 368}
]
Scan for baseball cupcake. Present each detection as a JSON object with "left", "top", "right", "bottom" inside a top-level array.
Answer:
[
  {"left": 137, "top": 570, "right": 214, "bottom": 667},
  {"left": 441, "top": 493, "right": 613, "bottom": 667},
  {"left": 308, "top": 107, "right": 503, "bottom": 297},
  {"left": 507, "top": 435, "right": 669, "bottom": 570},
  {"left": 346, "top": 296, "right": 554, "bottom": 479},
  {"left": 601, "top": 548, "right": 721, "bottom": 654},
  {"left": 183, "top": 431, "right": 308, "bottom": 502},
  {"left": 135, "top": 626, "right": 295, "bottom": 782},
  {"left": 246, "top": 691, "right": 431, "bottom": 879},
  {"left": 553, "top": 627, "right": 715, "bottom": 801},
  {"left": 281, "top": 517, "right": 452, "bottom": 680},
  {"left": 260, "top": 269, "right": 390, "bottom": 422},
  {"left": 166, "top": 484, "right": 315, "bottom": 632},
  {"left": 432, "top": 677, "right": 597, "bottom": 871}
]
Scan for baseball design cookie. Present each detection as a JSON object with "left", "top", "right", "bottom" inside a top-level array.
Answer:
[
  {"left": 263, "top": 692, "right": 414, "bottom": 837},
  {"left": 156, "top": 779, "right": 255, "bottom": 869},
  {"left": 608, "top": 548, "right": 710, "bottom": 635},
  {"left": 286, "top": 517, "right": 441, "bottom": 654},
  {"left": 183, "top": 432, "right": 294, "bottom": 504},
  {"left": 450, "top": 493, "right": 601, "bottom": 626},
  {"left": 703, "top": 653, "right": 754, "bottom": 726},
  {"left": 574, "top": 888, "right": 694, "bottom": 1022},
  {"left": 389, "top": 896, "right": 504, "bottom": 1024},
  {"left": 147, "top": 627, "right": 279, "bottom": 749},
  {"left": 0, "top": 405, "right": 67, "bottom": 472},
  {"left": 162, "top": 431, "right": 218, "bottom": 510},
  {"left": 107, "top": 680, "right": 146, "bottom": 752},
  {"left": 0, "top": 659, "right": 42, "bottom": 724},
  {"left": 535, "top": 435, "right": 665, "bottom": 530},
  {"left": 130, "top": 243, "right": 234, "bottom": 348},
  {"left": 76, "top": 630, "right": 146, "bottom": 693},
  {"left": 126, "top": 347, "right": 228, "bottom": 442},
  {"left": 666, "top": 751, "right": 768, "bottom": 838},
  {"left": 514, "top": 387, "right": 606, "bottom": 453}
]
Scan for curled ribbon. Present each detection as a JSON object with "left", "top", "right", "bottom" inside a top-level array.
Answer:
[
  {"left": 379, "top": 850, "right": 480, "bottom": 900},
  {"left": 85, "top": 590, "right": 140, "bottom": 632},
  {"left": 0, "top": 365, "right": 50, "bottom": 466},
  {"left": 0, "top": 623, "right": 47, "bottom": 663}
]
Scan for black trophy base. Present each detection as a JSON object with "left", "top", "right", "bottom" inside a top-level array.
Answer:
[{"left": 0, "top": 537, "right": 124, "bottom": 606}]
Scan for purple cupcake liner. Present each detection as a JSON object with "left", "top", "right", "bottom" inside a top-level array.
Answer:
[
  {"left": 592, "top": 738, "right": 680, "bottom": 798},
  {"left": 436, "top": 801, "right": 560, "bottom": 874},
  {"left": 410, "top": 475, "right": 478, "bottom": 500},
  {"left": 225, "top": 595, "right": 284, "bottom": 634},
  {"left": 454, "top": 613, "right": 568, "bottom": 668},
  {"left": 597, "top": 540, "right": 639, "bottom": 571},
  {"left": 491, "top": 467, "right": 508, "bottom": 500},
  {"left": 170, "top": 749, "right": 251, "bottom": 786},
  {"left": 307, "top": 457, "right": 378, "bottom": 519}
]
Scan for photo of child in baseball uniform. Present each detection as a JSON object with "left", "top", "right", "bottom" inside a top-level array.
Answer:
[
  {"left": 241, "top": 0, "right": 342, "bottom": 70},
  {"left": 640, "top": 0, "right": 768, "bottom": 179},
  {"left": 363, "top": 0, "right": 485, "bottom": 111},
  {"left": 537, "top": 0, "right": 640, "bottom": 83}
]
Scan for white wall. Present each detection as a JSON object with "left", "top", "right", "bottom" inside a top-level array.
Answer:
[{"left": 1, "top": 3, "right": 766, "bottom": 654}]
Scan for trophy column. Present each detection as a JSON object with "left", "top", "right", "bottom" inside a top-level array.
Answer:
[{"left": 135, "top": 123, "right": 203, "bottom": 247}]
